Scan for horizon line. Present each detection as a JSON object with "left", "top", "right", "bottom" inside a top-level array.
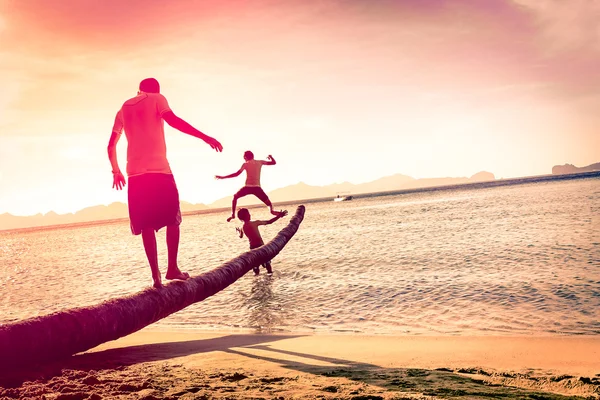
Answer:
[
  {"left": 0, "top": 165, "right": 589, "bottom": 218},
  {"left": 1, "top": 170, "right": 598, "bottom": 234}
]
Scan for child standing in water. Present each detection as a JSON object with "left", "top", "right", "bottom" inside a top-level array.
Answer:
[
  {"left": 215, "top": 151, "right": 285, "bottom": 222},
  {"left": 236, "top": 208, "right": 288, "bottom": 275}
]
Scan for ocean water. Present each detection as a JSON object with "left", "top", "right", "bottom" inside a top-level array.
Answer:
[{"left": 1, "top": 176, "right": 599, "bottom": 336}]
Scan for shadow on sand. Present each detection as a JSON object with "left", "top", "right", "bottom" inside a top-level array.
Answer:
[
  {"left": 2, "top": 333, "right": 596, "bottom": 399},
  {"left": 0, "top": 334, "right": 300, "bottom": 386}
]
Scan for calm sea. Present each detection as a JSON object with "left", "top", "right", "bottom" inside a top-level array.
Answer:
[{"left": 1, "top": 176, "right": 599, "bottom": 336}]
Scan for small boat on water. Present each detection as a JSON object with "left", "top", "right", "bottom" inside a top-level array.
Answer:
[{"left": 334, "top": 195, "right": 353, "bottom": 202}]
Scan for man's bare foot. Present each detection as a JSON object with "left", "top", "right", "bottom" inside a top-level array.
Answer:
[
  {"left": 227, "top": 215, "right": 235, "bottom": 222},
  {"left": 153, "top": 278, "right": 163, "bottom": 289},
  {"left": 166, "top": 270, "right": 190, "bottom": 280}
]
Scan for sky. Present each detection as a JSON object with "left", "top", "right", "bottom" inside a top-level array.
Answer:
[{"left": 1, "top": 0, "right": 599, "bottom": 216}]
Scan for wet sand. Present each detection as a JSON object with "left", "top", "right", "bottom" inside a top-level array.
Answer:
[{"left": 1, "top": 331, "right": 599, "bottom": 399}]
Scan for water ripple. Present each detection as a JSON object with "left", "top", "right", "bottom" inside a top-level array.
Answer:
[{"left": 1, "top": 177, "right": 599, "bottom": 336}]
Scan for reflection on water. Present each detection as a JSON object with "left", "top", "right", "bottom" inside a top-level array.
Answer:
[
  {"left": 1, "top": 177, "right": 599, "bottom": 335},
  {"left": 244, "top": 275, "right": 288, "bottom": 333}
]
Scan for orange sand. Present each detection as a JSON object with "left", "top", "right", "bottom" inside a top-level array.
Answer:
[{"left": 2, "top": 331, "right": 599, "bottom": 399}]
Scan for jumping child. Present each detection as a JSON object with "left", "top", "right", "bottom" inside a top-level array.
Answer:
[{"left": 215, "top": 151, "right": 285, "bottom": 222}]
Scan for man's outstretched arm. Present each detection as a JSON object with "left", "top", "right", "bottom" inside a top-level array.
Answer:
[
  {"left": 108, "top": 112, "right": 126, "bottom": 190},
  {"left": 162, "top": 111, "right": 223, "bottom": 152}
]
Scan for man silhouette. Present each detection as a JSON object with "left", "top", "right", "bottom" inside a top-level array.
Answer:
[{"left": 107, "top": 78, "right": 223, "bottom": 288}]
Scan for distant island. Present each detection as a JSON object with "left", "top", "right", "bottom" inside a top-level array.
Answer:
[
  {"left": 552, "top": 162, "right": 600, "bottom": 175},
  {"left": 0, "top": 162, "right": 597, "bottom": 231}
]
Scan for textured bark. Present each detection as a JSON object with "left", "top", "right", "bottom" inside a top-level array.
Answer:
[{"left": 0, "top": 205, "right": 305, "bottom": 367}]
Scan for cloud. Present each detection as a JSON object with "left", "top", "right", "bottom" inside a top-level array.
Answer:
[
  {"left": 1, "top": 0, "right": 253, "bottom": 58},
  {"left": 4, "top": 0, "right": 598, "bottom": 110},
  {"left": 513, "top": 0, "right": 600, "bottom": 54}
]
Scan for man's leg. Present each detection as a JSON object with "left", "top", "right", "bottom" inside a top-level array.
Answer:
[
  {"left": 165, "top": 224, "right": 189, "bottom": 280},
  {"left": 130, "top": 175, "right": 162, "bottom": 288},
  {"left": 141, "top": 228, "right": 162, "bottom": 288}
]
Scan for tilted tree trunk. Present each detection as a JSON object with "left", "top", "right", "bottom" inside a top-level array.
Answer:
[{"left": 0, "top": 205, "right": 305, "bottom": 368}]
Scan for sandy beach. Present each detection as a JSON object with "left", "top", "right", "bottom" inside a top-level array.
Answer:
[{"left": 2, "top": 330, "right": 599, "bottom": 399}]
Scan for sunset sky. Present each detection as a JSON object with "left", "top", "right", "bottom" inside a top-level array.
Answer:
[{"left": 1, "top": 0, "right": 599, "bottom": 216}]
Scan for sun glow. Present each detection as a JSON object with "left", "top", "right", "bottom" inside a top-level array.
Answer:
[
  {"left": 0, "top": 0, "right": 599, "bottom": 217},
  {"left": 61, "top": 146, "right": 90, "bottom": 161}
]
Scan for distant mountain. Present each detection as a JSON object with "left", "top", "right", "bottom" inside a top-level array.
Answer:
[
  {"left": 208, "top": 171, "right": 496, "bottom": 208},
  {"left": 6, "top": 161, "right": 598, "bottom": 231},
  {"left": 0, "top": 201, "right": 208, "bottom": 231},
  {"left": 0, "top": 170, "right": 504, "bottom": 231},
  {"left": 180, "top": 201, "right": 209, "bottom": 213},
  {"left": 552, "top": 162, "right": 600, "bottom": 175},
  {"left": 470, "top": 171, "right": 495, "bottom": 182}
]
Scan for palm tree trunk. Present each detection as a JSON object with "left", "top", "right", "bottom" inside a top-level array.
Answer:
[{"left": 0, "top": 205, "right": 305, "bottom": 367}]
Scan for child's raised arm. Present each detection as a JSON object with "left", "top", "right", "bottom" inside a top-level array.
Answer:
[
  {"left": 264, "top": 154, "right": 276, "bottom": 165},
  {"left": 215, "top": 164, "right": 245, "bottom": 180},
  {"left": 259, "top": 210, "right": 288, "bottom": 225}
]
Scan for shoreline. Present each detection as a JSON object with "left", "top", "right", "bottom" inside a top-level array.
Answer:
[
  {"left": 136, "top": 324, "right": 600, "bottom": 337},
  {"left": 2, "top": 330, "right": 599, "bottom": 399}
]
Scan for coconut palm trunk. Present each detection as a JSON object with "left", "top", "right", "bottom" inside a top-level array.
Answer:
[{"left": 0, "top": 205, "right": 305, "bottom": 367}]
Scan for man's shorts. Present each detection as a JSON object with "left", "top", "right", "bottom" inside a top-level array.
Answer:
[
  {"left": 234, "top": 186, "right": 271, "bottom": 205},
  {"left": 128, "top": 173, "right": 181, "bottom": 235}
]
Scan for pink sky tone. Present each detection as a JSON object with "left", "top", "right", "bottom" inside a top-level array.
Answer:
[{"left": 1, "top": 0, "right": 599, "bottom": 216}]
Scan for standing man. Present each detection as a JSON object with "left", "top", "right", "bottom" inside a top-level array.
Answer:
[{"left": 108, "top": 78, "right": 223, "bottom": 288}]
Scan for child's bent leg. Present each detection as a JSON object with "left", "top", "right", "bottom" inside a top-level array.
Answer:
[
  {"left": 264, "top": 261, "right": 272, "bottom": 274},
  {"left": 227, "top": 193, "right": 240, "bottom": 222},
  {"left": 165, "top": 224, "right": 189, "bottom": 281},
  {"left": 266, "top": 200, "right": 279, "bottom": 216},
  {"left": 253, "top": 266, "right": 260, "bottom": 275},
  {"left": 262, "top": 195, "right": 286, "bottom": 217},
  {"left": 256, "top": 190, "right": 280, "bottom": 216}
]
